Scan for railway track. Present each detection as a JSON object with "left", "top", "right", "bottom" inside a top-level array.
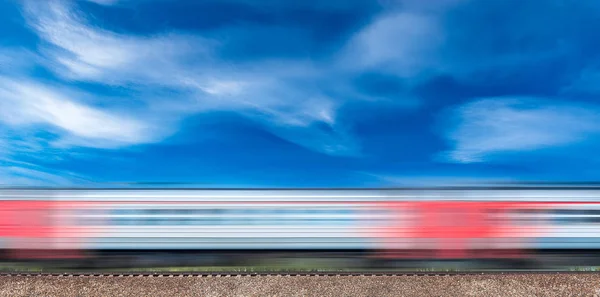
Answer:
[
  {"left": 3, "top": 270, "right": 600, "bottom": 296},
  {"left": 1, "top": 271, "right": 599, "bottom": 277}
]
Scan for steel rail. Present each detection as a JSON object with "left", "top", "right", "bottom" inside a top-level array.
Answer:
[{"left": 1, "top": 271, "right": 600, "bottom": 277}]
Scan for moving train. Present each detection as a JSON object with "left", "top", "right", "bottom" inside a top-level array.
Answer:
[{"left": 2, "top": 186, "right": 600, "bottom": 268}]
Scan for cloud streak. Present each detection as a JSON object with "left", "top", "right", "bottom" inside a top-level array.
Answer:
[
  {"left": 25, "top": 0, "right": 213, "bottom": 86},
  {"left": 83, "top": 0, "right": 120, "bottom": 5},
  {"left": 441, "top": 97, "right": 600, "bottom": 163},
  {"left": 342, "top": 11, "right": 442, "bottom": 78},
  {"left": 19, "top": 0, "right": 372, "bottom": 156},
  {"left": 0, "top": 77, "right": 165, "bottom": 149},
  {"left": 0, "top": 166, "right": 89, "bottom": 186}
]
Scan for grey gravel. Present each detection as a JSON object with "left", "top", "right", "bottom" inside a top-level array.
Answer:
[{"left": 1, "top": 274, "right": 600, "bottom": 296}]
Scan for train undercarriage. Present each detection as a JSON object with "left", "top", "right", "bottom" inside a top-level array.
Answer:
[{"left": 4, "top": 248, "right": 600, "bottom": 270}]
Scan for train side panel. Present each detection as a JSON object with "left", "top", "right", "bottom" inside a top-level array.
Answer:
[
  {"left": 4, "top": 188, "right": 600, "bottom": 268},
  {"left": 59, "top": 202, "right": 381, "bottom": 250},
  {"left": 0, "top": 200, "right": 88, "bottom": 260}
]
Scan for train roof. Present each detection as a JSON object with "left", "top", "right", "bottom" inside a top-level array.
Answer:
[
  {"left": 5, "top": 181, "right": 600, "bottom": 190},
  {"left": 2, "top": 184, "right": 600, "bottom": 202}
]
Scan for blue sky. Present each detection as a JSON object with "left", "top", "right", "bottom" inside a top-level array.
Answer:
[{"left": 1, "top": 0, "right": 600, "bottom": 187}]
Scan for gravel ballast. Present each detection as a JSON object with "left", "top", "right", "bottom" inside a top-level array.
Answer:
[{"left": 1, "top": 274, "right": 600, "bottom": 296}]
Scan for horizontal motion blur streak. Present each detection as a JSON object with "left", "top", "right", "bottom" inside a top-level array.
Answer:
[{"left": 2, "top": 186, "right": 600, "bottom": 270}]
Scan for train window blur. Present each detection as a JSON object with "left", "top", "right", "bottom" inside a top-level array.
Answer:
[
  {"left": 587, "top": 209, "right": 600, "bottom": 223},
  {"left": 70, "top": 205, "right": 600, "bottom": 227},
  {"left": 82, "top": 206, "right": 600, "bottom": 226},
  {"left": 553, "top": 209, "right": 579, "bottom": 224},
  {"left": 511, "top": 209, "right": 539, "bottom": 224},
  {"left": 96, "top": 207, "right": 360, "bottom": 226},
  {"left": 551, "top": 208, "right": 600, "bottom": 224}
]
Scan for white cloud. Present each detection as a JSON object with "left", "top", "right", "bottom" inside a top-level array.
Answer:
[
  {"left": 442, "top": 97, "right": 600, "bottom": 163},
  {"left": 341, "top": 11, "right": 443, "bottom": 78},
  {"left": 217, "top": 75, "right": 361, "bottom": 155},
  {"left": 24, "top": 0, "right": 213, "bottom": 86},
  {"left": 18, "top": 0, "right": 364, "bottom": 156},
  {"left": 392, "top": 0, "right": 468, "bottom": 12},
  {"left": 0, "top": 77, "right": 165, "bottom": 148},
  {"left": 200, "top": 80, "right": 247, "bottom": 97},
  {"left": 83, "top": 0, "right": 119, "bottom": 5}
]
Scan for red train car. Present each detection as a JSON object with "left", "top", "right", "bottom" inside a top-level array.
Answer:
[{"left": 1, "top": 186, "right": 600, "bottom": 268}]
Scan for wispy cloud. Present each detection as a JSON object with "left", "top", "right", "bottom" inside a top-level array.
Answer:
[
  {"left": 24, "top": 1, "right": 213, "bottom": 86},
  {"left": 441, "top": 97, "right": 600, "bottom": 163},
  {"left": 341, "top": 11, "right": 442, "bottom": 78},
  {"left": 19, "top": 0, "right": 366, "bottom": 156},
  {"left": 0, "top": 76, "right": 167, "bottom": 149},
  {"left": 0, "top": 166, "right": 88, "bottom": 186},
  {"left": 0, "top": 135, "right": 93, "bottom": 186},
  {"left": 83, "top": 0, "right": 120, "bottom": 5},
  {"left": 0, "top": 48, "right": 40, "bottom": 74}
]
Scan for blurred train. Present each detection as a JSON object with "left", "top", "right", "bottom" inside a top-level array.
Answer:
[{"left": 2, "top": 185, "right": 600, "bottom": 269}]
